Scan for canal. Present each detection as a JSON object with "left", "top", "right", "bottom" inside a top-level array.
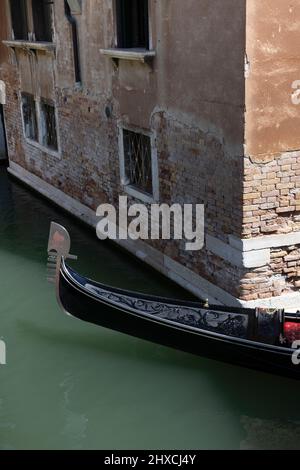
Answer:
[{"left": 0, "top": 166, "right": 300, "bottom": 450}]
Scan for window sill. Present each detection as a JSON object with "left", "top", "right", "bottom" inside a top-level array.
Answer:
[
  {"left": 100, "top": 48, "right": 156, "bottom": 64},
  {"left": 123, "top": 184, "right": 155, "bottom": 204},
  {"left": 24, "top": 138, "right": 61, "bottom": 159},
  {"left": 3, "top": 40, "right": 56, "bottom": 54}
]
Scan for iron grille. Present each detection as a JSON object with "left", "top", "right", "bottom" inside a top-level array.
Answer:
[
  {"left": 21, "top": 93, "right": 38, "bottom": 141},
  {"left": 123, "top": 129, "right": 153, "bottom": 195},
  {"left": 41, "top": 99, "right": 58, "bottom": 151}
]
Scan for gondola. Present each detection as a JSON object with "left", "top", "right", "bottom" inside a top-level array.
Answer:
[{"left": 47, "top": 222, "right": 300, "bottom": 379}]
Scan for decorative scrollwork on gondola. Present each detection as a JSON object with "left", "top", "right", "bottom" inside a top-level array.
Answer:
[{"left": 85, "top": 283, "right": 249, "bottom": 338}]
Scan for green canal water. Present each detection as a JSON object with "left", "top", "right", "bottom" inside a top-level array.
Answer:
[{"left": 1, "top": 166, "right": 300, "bottom": 450}]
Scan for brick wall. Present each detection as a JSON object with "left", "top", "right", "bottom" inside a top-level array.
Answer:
[
  {"left": 243, "top": 154, "right": 300, "bottom": 238},
  {"left": 239, "top": 153, "right": 300, "bottom": 302}
]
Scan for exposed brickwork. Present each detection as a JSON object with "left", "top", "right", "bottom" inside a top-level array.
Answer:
[
  {"left": 239, "top": 245, "right": 300, "bottom": 302},
  {"left": 243, "top": 154, "right": 300, "bottom": 238},
  {"left": 238, "top": 154, "right": 300, "bottom": 301}
]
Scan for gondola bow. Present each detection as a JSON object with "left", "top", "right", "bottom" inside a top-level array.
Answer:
[{"left": 47, "top": 222, "right": 300, "bottom": 379}]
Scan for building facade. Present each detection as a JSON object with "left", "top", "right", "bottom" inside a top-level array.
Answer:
[{"left": 0, "top": 0, "right": 299, "bottom": 309}]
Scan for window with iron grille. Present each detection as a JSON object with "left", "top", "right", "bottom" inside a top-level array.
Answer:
[
  {"left": 40, "top": 99, "right": 58, "bottom": 151},
  {"left": 123, "top": 129, "right": 153, "bottom": 196},
  {"left": 116, "top": 0, "right": 149, "bottom": 49},
  {"left": 21, "top": 93, "right": 38, "bottom": 141},
  {"left": 9, "top": 0, "right": 53, "bottom": 42}
]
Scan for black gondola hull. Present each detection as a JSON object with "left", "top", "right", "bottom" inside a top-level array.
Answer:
[{"left": 58, "top": 266, "right": 300, "bottom": 380}]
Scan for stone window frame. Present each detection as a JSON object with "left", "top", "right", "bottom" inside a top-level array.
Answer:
[
  {"left": 118, "top": 123, "right": 159, "bottom": 204},
  {"left": 20, "top": 91, "right": 61, "bottom": 158},
  {"left": 7, "top": 0, "right": 55, "bottom": 43},
  {"left": 100, "top": 0, "right": 155, "bottom": 65}
]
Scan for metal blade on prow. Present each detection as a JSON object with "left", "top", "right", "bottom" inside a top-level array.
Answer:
[
  {"left": 47, "top": 263, "right": 57, "bottom": 271},
  {"left": 47, "top": 222, "right": 71, "bottom": 258},
  {"left": 46, "top": 261, "right": 57, "bottom": 283},
  {"left": 47, "top": 242, "right": 59, "bottom": 284},
  {"left": 47, "top": 261, "right": 57, "bottom": 269},
  {"left": 47, "top": 222, "right": 77, "bottom": 284},
  {"left": 47, "top": 264, "right": 57, "bottom": 273}
]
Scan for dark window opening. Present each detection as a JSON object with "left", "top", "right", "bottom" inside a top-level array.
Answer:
[
  {"left": 21, "top": 93, "right": 38, "bottom": 141},
  {"left": 0, "top": 106, "right": 8, "bottom": 162},
  {"left": 123, "top": 129, "right": 153, "bottom": 195},
  {"left": 40, "top": 99, "right": 58, "bottom": 151},
  {"left": 64, "top": 0, "right": 81, "bottom": 83},
  {"left": 9, "top": 0, "right": 53, "bottom": 42},
  {"left": 10, "top": 0, "right": 29, "bottom": 40},
  {"left": 116, "top": 0, "right": 149, "bottom": 49},
  {"left": 32, "top": 0, "right": 53, "bottom": 42}
]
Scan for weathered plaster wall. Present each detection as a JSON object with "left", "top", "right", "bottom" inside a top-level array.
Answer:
[
  {"left": 241, "top": 0, "right": 300, "bottom": 302},
  {"left": 245, "top": 0, "right": 300, "bottom": 157}
]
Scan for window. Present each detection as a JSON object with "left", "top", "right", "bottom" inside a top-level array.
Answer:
[
  {"left": 21, "top": 93, "right": 38, "bottom": 141},
  {"left": 64, "top": 0, "right": 81, "bottom": 83},
  {"left": 9, "top": 0, "right": 28, "bottom": 40},
  {"left": 40, "top": 99, "right": 58, "bottom": 151},
  {"left": 21, "top": 94, "right": 59, "bottom": 153},
  {"left": 9, "top": 0, "right": 53, "bottom": 42},
  {"left": 123, "top": 129, "right": 153, "bottom": 196},
  {"left": 32, "top": 0, "right": 53, "bottom": 42},
  {"left": 116, "top": 0, "right": 149, "bottom": 49}
]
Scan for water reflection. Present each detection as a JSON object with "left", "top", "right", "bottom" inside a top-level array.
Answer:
[
  {"left": 59, "top": 373, "right": 88, "bottom": 449},
  {"left": 241, "top": 416, "right": 300, "bottom": 450}
]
